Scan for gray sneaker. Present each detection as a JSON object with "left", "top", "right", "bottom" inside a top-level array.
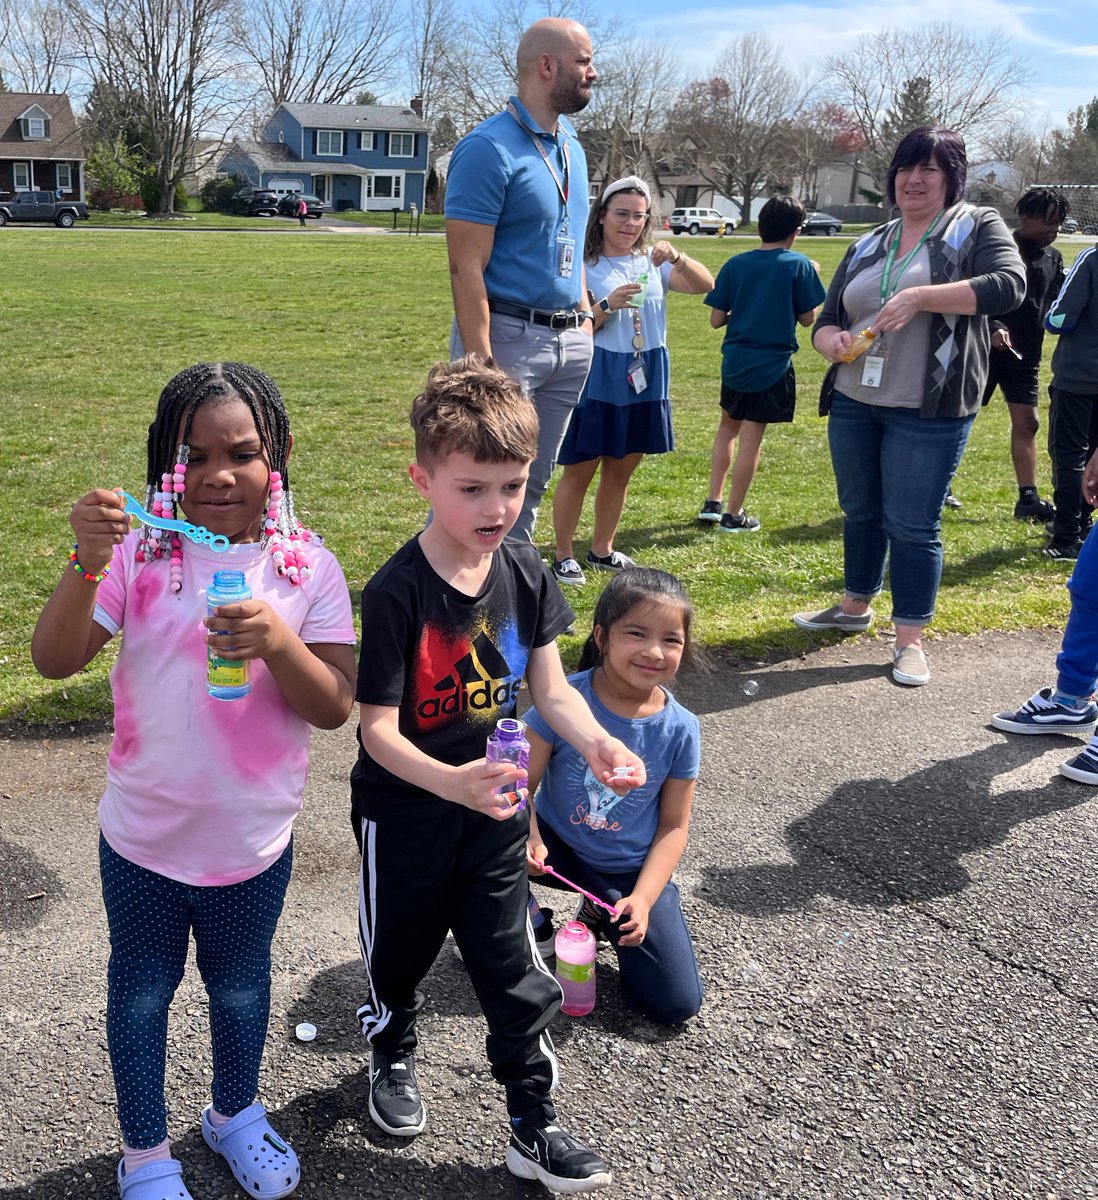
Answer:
[
  {"left": 892, "top": 644, "right": 930, "bottom": 687},
  {"left": 792, "top": 603, "right": 873, "bottom": 632}
]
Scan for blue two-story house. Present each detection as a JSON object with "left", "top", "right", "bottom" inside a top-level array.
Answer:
[{"left": 219, "top": 100, "right": 429, "bottom": 212}]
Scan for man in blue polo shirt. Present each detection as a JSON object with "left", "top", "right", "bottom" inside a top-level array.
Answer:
[{"left": 445, "top": 18, "right": 597, "bottom": 542}]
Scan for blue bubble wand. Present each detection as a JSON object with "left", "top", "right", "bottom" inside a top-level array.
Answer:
[{"left": 120, "top": 491, "right": 230, "bottom": 553}]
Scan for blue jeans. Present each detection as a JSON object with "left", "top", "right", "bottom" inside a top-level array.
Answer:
[
  {"left": 536, "top": 822, "right": 703, "bottom": 1025},
  {"left": 828, "top": 391, "right": 974, "bottom": 625},
  {"left": 99, "top": 836, "right": 292, "bottom": 1148},
  {"left": 1056, "top": 528, "right": 1098, "bottom": 697}
]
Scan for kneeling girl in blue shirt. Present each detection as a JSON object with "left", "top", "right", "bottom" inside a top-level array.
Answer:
[{"left": 525, "top": 568, "right": 703, "bottom": 1024}]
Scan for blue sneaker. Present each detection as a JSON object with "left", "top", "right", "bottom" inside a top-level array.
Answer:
[
  {"left": 1060, "top": 736, "right": 1098, "bottom": 784},
  {"left": 990, "top": 687, "right": 1098, "bottom": 735}
]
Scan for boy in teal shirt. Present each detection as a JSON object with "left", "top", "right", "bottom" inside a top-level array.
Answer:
[{"left": 698, "top": 195, "right": 825, "bottom": 531}]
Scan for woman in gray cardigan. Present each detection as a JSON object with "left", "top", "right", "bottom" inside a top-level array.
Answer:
[{"left": 794, "top": 125, "right": 1025, "bottom": 687}]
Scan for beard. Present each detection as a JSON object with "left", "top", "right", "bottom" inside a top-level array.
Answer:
[{"left": 550, "top": 75, "right": 592, "bottom": 116}]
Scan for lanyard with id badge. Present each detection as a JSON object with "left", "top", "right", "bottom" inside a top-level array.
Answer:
[
  {"left": 860, "top": 212, "right": 942, "bottom": 388},
  {"left": 626, "top": 256, "right": 650, "bottom": 394},
  {"left": 506, "top": 101, "right": 574, "bottom": 279}
]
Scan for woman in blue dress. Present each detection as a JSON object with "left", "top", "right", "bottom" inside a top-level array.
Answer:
[{"left": 550, "top": 176, "right": 713, "bottom": 585}]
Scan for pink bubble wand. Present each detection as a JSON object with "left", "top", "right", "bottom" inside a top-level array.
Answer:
[{"left": 540, "top": 864, "right": 620, "bottom": 918}]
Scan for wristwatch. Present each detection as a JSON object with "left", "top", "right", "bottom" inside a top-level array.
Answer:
[
  {"left": 598, "top": 297, "right": 612, "bottom": 314},
  {"left": 577, "top": 309, "right": 594, "bottom": 322}
]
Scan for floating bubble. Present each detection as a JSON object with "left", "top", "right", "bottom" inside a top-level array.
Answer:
[{"left": 742, "top": 679, "right": 759, "bottom": 697}]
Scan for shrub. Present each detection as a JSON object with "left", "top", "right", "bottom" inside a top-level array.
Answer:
[
  {"left": 201, "top": 175, "right": 239, "bottom": 213},
  {"left": 140, "top": 174, "right": 189, "bottom": 214}
]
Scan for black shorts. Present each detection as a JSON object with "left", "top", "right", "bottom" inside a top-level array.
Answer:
[
  {"left": 720, "top": 366, "right": 796, "bottom": 424},
  {"left": 982, "top": 360, "right": 1040, "bottom": 408}
]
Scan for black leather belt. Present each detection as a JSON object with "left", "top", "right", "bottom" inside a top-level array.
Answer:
[{"left": 487, "top": 299, "right": 586, "bottom": 330}]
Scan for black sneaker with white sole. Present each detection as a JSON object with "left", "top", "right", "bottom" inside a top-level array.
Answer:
[
  {"left": 719, "top": 510, "right": 760, "bottom": 533},
  {"left": 368, "top": 1051, "right": 426, "bottom": 1136},
  {"left": 697, "top": 499, "right": 724, "bottom": 523},
  {"left": 505, "top": 1117, "right": 612, "bottom": 1193}
]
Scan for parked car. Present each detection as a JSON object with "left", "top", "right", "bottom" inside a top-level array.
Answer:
[
  {"left": 668, "top": 206, "right": 736, "bottom": 236},
  {"left": 277, "top": 192, "right": 325, "bottom": 219},
  {"left": 231, "top": 187, "right": 279, "bottom": 216},
  {"left": 1060, "top": 216, "right": 1079, "bottom": 234},
  {"left": 0, "top": 190, "right": 89, "bottom": 227},
  {"left": 801, "top": 211, "right": 843, "bottom": 236}
]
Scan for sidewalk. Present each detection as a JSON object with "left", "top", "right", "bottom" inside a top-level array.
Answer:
[{"left": 1, "top": 629, "right": 1095, "bottom": 1199}]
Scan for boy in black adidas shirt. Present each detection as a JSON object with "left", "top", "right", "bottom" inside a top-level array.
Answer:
[{"left": 350, "top": 356, "right": 643, "bottom": 1193}]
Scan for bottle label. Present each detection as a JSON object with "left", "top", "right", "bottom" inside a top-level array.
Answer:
[
  {"left": 207, "top": 655, "right": 248, "bottom": 688},
  {"left": 556, "top": 961, "right": 594, "bottom": 984}
]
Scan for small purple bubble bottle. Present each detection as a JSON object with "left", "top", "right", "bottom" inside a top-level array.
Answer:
[
  {"left": 555, "top": 921, "right": 596, "bottom": 1016},
  {"left": 485, "top": 717, "right": 529, "bottom": 810}
]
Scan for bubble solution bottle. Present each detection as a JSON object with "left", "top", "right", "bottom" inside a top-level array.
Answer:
[
  {"left": 485, "top": 717, "right": 529, "bottom": 810},
  {"left": 555, "top": 921, "right": 597, "bottom": 1016},
  {"left": 838, "top": 328, "right": 876, "bottom": 363},
  {"left": 206, "top": 570, "right": 252, "bottom": 701}
]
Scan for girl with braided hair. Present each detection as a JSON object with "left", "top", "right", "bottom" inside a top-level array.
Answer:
[{"left": 33, "top": 362, "right": 356, "bottom": 1200}]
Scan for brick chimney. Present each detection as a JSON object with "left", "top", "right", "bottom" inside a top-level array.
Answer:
[{"left": 410, "top": 95, "right": 423, "bottom": 118}]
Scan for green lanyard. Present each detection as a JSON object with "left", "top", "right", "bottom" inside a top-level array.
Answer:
[{"left": 879, "top": 211, "right": 942, "bottom": 305}]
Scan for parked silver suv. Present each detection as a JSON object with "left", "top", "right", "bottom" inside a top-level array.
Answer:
[{"left": 668, "top": 206, "right": 736, "bottom": 236}]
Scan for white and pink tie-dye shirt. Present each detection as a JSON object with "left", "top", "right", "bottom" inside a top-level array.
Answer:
[{"left": 93, "top": 531, "right": 355, "bottom": 886}]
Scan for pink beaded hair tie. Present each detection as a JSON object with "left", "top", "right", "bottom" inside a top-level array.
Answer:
[{"left": 133, "top": 458, "right": 314, "bottom": 588}]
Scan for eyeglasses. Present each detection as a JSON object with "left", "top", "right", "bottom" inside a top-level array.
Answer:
[{"left": 607, "top": 208, "right": 648, "bottom": 223}]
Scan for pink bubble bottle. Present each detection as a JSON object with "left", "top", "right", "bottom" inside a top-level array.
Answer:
[{"left": 555, "top": 921, "right": 597, "bottom": 1016}]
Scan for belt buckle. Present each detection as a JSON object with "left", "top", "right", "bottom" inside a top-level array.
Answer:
[{"left": 549, "top": 310, "right": 572, "bottom": 331}]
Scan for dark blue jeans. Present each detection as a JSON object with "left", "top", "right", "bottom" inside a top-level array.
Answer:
[
  {"left": 828, "top": 391, "right": 974, "bottom": 625},
  {"left": 1057, "top": 527, "right": 1098, "bottom": 697},
  {"left": 99, "top": 836, "right": 292, "bottom": 1148},
  {"left": 536, "top": 822, "right": 702, "bottom": 1025}
]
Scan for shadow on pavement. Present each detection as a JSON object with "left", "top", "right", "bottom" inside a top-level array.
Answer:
[{"left": 704, "top": 741, "right": 1090, "bottom": 914}]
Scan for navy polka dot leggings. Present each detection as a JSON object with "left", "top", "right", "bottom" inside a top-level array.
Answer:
[{"left": 99, "top": 835, "right": 292, "bottom": 1148}]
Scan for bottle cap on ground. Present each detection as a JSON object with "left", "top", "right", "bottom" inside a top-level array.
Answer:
[{"left": 295, "top": 1022, "right": 317, "bottom": 1042}]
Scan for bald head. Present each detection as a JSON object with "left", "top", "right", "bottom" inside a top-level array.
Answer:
[
  {"left": 517, "top": 18, "right": 590, "bottom": 78},
  {"left": 516, "top": 17, "right": 596, "bottom": 120}
]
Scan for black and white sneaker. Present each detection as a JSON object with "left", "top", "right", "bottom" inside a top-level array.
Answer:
[
  {"left": 505, "top": 1117, "right": 612, "bottom": 1193},
  {"left": 573, "top": 896, "right": 611, "bottom": 948},
  {"left": 553, "top": 557, "right": 586, "bottom": 585},
  {"left": 718, "top": 510, "right": 760, "bottom": 533},
  {"left": 368, "top": 1050, "right": 426, "bottom": 1136},
  {"left": 697, "top": 499, "right": 724, "bottom": 523}
]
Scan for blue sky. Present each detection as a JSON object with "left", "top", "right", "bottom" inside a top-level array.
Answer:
[{"left": 612, "top": 0, "right": 1098, "bottom": 129}]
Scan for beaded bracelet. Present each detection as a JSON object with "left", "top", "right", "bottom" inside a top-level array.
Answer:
[{"left": 70, "top": 545, "right": 112, "bottom": 583}]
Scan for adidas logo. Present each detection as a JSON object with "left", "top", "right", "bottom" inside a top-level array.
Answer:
[{"left": 417, "top": 630, "right": 521, "bottom": 719}]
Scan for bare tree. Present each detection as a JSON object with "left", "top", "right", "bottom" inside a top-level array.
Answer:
[
  {"left": 770, "top": 100, "right": 865, "bottom": 207},
  {"left": 428, "top": 0, "right": 621, "bottom": 135},
  {"left": 826, "top": 23, "right": 1033, "bottom": 189},
  {"left": 582, "top": 36, "right": 681, "bottom": 186},
  {"left": 0, "top": 0, "right": 74, "bottom": 92},
  {"left": 66, "top": 0, "right": 239, "bottom": 213},
  {"left": 233, "top": 0, "right": 399, "bottom": 110},
  {"left": 983, "top": 116, "right": 1059, "bottom": 188},
  {"left": 668, "top": 34, "right": 807, "bottom": 221},
  {"left": 398, "top": 0, "right": 456, "bottom": 125}
]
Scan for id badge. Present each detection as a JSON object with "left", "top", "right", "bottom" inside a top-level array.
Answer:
[
  {"left": 861, "top": 353, "right": 886, "bottom": 388},
  {"left": 627, "top": 356, "right": 647, "bottom": 394},
  {"left": 556, "top": 234, "right": 575, "bottom": 278}
]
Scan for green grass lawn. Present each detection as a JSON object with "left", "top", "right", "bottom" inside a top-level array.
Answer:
[{"left": 0, "top": 229, "right": 1083, "bottom": 726}]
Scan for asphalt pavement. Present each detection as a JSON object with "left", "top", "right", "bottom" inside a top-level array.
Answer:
[{"left": 2, "top": 629, "right": 1096, "bottom": 1199}]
